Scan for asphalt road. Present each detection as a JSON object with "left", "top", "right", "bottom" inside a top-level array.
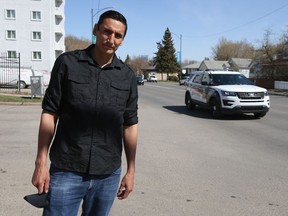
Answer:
[{"left": 0, "top": 82, "right": 288, "bottom": 216}]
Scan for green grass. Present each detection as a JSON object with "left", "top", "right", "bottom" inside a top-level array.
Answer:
[{"left": 0, "top": 94, "right": 42, "bottom": 103}]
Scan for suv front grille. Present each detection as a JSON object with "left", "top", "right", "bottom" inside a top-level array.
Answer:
[
  {"left": 241, "top": 106, "right": 266, "bottom": 111},
  {"left": 237, "top": 92, "right": 264, "bottom": 99}
]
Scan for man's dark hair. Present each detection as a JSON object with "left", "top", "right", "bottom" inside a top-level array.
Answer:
[{"left": 97, "top": 10, "right": 128, "bottom": 37}]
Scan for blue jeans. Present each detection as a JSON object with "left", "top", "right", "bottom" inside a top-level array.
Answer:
[{"left": 43, "top": 164, "right": 121, "bottom": 216}]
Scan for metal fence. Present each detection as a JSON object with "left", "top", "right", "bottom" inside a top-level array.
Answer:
[
  {"left": 275, "top": 81, "right": 288, "bottom": 90},
  {"left": 0, "top": 53, "right": 21, "bottom": 91}
]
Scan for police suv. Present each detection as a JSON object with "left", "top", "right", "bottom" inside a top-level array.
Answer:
[{"left": 184, "top": 70, "right": 270, "bottom": 118}]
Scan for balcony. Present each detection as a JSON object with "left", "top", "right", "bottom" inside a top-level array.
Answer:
[{"left": 55, "top": 0, "right": 63, "bottom": 7}]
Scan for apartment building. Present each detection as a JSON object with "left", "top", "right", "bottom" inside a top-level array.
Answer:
[{"left": 0, "top": 0, "right": 65, "bottom": 73}]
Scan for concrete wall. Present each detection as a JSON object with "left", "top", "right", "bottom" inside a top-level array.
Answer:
[{"left": 275, "top": 81, "right": 288, "bottom": 90}]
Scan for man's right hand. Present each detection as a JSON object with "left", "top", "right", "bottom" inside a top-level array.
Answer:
[
  {"left": 31, "top": 111, "right": 56, "bottom": 194},
  {"left": 32, "top": 163, "right": 50, "bottom": 194}
]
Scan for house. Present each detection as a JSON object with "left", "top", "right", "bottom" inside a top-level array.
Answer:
[
  {"left": 199, "top": 60, "right": 230, "bottom": 71},
  {"left": 228, "top": 58, "right": 252, "bottom": 77},
  {"left": 141, "top": 66, "right": 159, "bottom": 80},
  {"left": 249, "top": 57, "right": 288, "bottom": 80},
  {"left": 141, "top": 66, "right": 180, "bottom": 81},
  {"left": 182, "top": 62, "right": 201, "bottom": 74}
]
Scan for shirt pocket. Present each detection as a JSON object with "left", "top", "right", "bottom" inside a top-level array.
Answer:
[
  {"left": 66, "top": 73, "right": 92, "bottom": 101},
  {"left": 110, "top": 81, "right": 130, "bottom": 108}
]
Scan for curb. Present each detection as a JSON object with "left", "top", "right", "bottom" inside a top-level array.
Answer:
[{"left": 0, "top": 102, "right": 41, "bottom": 106}]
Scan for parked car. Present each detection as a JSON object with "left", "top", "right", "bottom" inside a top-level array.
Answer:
[
  {"left": 182, "top": 72, "right": 198, "bottom": 86},
  {"left": 0, "top": 67, "right": 42, "bottom": 89},
  {"left": 147, "top": 75, "right": 157, "bottom": 82},
  {"left": 184, "top": 70, "right": 270, "bottom": 118},
  {"left": 179, "top": 75, "right": 190, "bottom": 86},
  {"left": 136, "top": 76, "right": 144, "bottom": 85}
]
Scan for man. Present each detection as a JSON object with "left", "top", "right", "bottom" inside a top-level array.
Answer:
[{"left": 31, "top": 10, "right": 138, "bottom": 216}]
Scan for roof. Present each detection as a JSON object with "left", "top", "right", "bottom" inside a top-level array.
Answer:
[
  {"left": 200, "top": 60, "right": 229, "bottom": 70},
  {"left": 182, "top": 62, "right": 201, "bottom": 69},
  {"left": 229, "top": 58, "right": 252, "bottom": 68},
  {"left": 141, "top": 66, "right": 156, "bottom": 71},
  {"left": 207, "top": 70, "right": 241, "bottom": 74}
]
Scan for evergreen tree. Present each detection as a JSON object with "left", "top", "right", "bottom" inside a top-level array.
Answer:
[{"left": 153, "top": 28, "right": 180, "bottom": 80}]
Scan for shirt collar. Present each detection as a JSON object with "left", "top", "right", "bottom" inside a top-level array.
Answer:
[{"left": 78, "top": 44, "right": 123, "bottom": 70}]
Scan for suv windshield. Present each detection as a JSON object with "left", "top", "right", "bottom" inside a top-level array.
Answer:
[{"left": 210, "top": 74, "right": 253, "bottom": 85}]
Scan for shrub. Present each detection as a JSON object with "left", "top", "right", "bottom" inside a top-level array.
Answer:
[{"left": 168, "top": 75, "right": 179, "bottom": 81}]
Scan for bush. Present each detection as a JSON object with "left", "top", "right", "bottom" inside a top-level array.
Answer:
[{"left": 168, "top": 75, "right": 179, "bottom": 81}]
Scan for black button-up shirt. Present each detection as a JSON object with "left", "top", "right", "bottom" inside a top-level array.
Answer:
[{"left": 42, "top": 45, "right": 138, "bottom": 175}]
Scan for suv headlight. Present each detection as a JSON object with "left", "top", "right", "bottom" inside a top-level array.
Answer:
[
  {"left": 264, "top": 91, "right": 269, "bottom": 96},
  {"left": 221, "top": 90, "right": 237, "bottom": 97}
]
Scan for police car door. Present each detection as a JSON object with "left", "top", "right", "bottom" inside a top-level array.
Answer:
[
  {"left": 199, "top": 72, "right": 210, "bottom": 103},
  {"left": 191, "top": 73, "right": 203, "bottom": 101}
]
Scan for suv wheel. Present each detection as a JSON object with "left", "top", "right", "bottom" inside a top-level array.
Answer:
[
  {"left": 210, "top": 98, "right": 222, "bottom": 117},
  {"left": 185, "top": 94, "right": 195, "bottom": 110}
]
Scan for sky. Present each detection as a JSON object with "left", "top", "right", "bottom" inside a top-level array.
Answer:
[{"left": 65, "top": 0, "right": 288, "bottom": 62}]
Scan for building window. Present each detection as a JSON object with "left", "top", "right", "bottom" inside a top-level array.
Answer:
[
  {"left": 7, "top": 51, "right": 17, "bottom": 58},
  {"left": 31, "top": 11, "right": 41, "bottom": 21},
  {"left": 32, "top": 51, "right": 42, "bottom": 60},
  {"left": 5, "top": 9, "right": 16, "bottom": 19},
  {"left": 32, "top": 31, "right": 42, "bottom": 41},
  {"left": 6, "top": 30, "right": 16, "bottom": 40}
]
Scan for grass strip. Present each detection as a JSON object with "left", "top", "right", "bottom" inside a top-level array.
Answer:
[{"left": 0, "top": 94, "right": 42, "bottom": 103}]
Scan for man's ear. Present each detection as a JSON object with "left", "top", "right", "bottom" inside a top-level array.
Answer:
[{"left": 93, "top": 24, "right": 98, "bottom": 36}]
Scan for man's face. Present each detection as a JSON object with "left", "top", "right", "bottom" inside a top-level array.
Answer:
[{"left": 93, "top": 18, "right": 126, "bottom": 55}]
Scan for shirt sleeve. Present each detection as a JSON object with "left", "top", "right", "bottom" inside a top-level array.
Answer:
[
  {"left": 123, "top": 73, "right": 138, "bottom": 126},
  {"left": 42, "top": 55, "right": 66, "bottom": 114}
]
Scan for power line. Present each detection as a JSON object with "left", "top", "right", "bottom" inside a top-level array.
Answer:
[{"left": 187, "top": 2, "right": 288, "bottom": 38}]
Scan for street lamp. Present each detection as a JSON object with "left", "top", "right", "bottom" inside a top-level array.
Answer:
[
  {"left": 91, "top": 7, "right": 113, "bottom": 43},
  {"left": 171, "top": 33, "right": 183, "bottom": 76}
]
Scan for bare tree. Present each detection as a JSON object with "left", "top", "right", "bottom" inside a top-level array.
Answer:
[
  {"left": 250, "top": 28, "right": 288, "bottom": 80},
  {"left": 126, "top": 56, "right": 150, "bottom": 75},
  {"left": 212, "top": 37, "right": 254, "bottom": 60},
  {"left": 254, "top": 29, "right": 279, "bottom": 79},
  {"left": 276, "top": 27, "right": 288, "bottom": 59},
  {"left": 65, "top": 35, "right": 91, "bottom": 52}
]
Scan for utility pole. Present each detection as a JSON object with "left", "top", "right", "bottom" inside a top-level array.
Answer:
[
  {"left": 172, "top": 33, "right": 183, "bottom": 77},
  {"left": 91, "top": 0, "right": 113, "bottom": 43}
]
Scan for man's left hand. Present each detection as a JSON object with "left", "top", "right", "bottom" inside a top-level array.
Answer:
[{"left": 117, "top": 172, "right": 134, "bottom": 200}]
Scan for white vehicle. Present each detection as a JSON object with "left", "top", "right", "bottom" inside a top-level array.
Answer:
[
  {"left": 0, "top": 67, "right": 42, "bottom": 89},
  {"left": 185, "top": 70, "right": 270, "bottom": 118},
  {"left": 179, "top": 74, "right": 190, "bottom": 86},
  {"left": 147, "top": 75, "right": 158, "bottom": 82}
]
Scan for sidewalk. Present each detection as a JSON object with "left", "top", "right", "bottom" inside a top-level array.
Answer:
[{"left": 268, "top": 89, "right": 288, "bottom": 96}]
